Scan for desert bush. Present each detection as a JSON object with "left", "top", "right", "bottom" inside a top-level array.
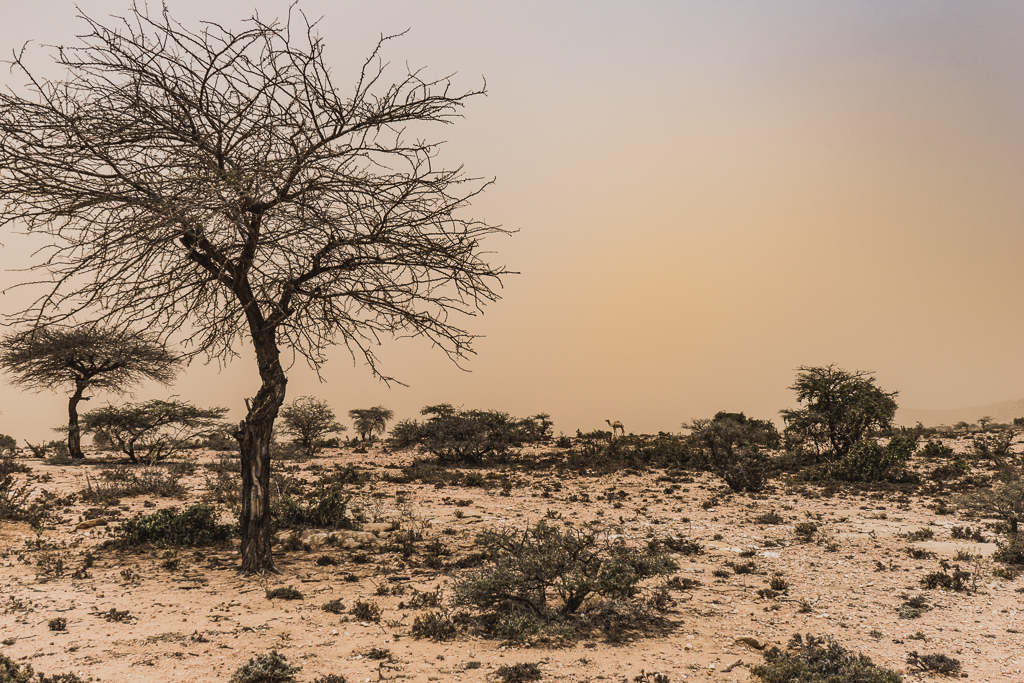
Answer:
[
  {"left": 454, "top": 520, "right": 676, "bottom": 636},
  {"left": 751, "top": 636, "right": 901, "bottom": 683},
  {"left": 930, "top": 458, "right": 970, "bottom": 481},
  {"left": 230, "top": 651, "right": 300, "bottom": 683},
  {"left": 81, "top": 399, "right": 227, "bottom": 463},
  {"left": 687, "top": 412, "right": 779, "bottom": 492},
  {"left": 279, "top": 397, "right": 345, "bottom": 457},
  {"left": 81, "top": 466, "right": 186, "bottom": 502},
  {"left": 114, "top": 504, "right": 233, "bottom": 548},
  {"left": 906, "top": 651, "right": 961, "bottom": 675},
  {"left": 350, "top": 600, "right": 381, "bottom": 622},
  {"left": 957, "top": 463, "right": 1024, "bottom": 535},
  {"left": 0, "top": 434, "right": 16, "bottom": 455},
  {"left": 493, "top": 663, "right": 542, "bottom": 683},
  {"left": 920, "top": 568, "right": 971, "bottom": 592},
  {"left": 826, "top": 436, "right": 914, "bottom": 482},
  {"left": 201, "top": 429, "right": 238, "bottom": 452},
  {"left": 972, "top": 432, "right": 1015, "bottom": 463},
  {"left": 277, "top": 490, "right": 355, "bottom": 530},
  {"left": 781, "top": 365, "right": 898, "bottom": 464},
  {"left": 916, "top": 440, "right": 954, "bottom": 460},
  {"left": 390, "top": 404, "right": 547, "bottom": 465},
  {"left": 266, "top": 586, "right": 303, "bottom": 600},
  {"left": 0, "top": 653, "right": 87, "bottom": 683},
  {"left": 565, "top": 433, "right": 689, "bottom": 474},
  {"left": 993, "top": 537, "right": 1024, "bottom": 566},
  {"left": 0, "top": 470, "right": 43, "bottom": 525},
  {"left": 411, "top": 610, "right": 460, "bottom": 641}
]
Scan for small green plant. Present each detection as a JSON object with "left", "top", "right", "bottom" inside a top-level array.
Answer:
[
  {"left": 321, "top": 599, "right": 345, "bottom": 614},
  {"left": 114, "top": 504, "right": 233, "bottom": 547},
  {"left": 493, "top": 662, "right": 542, "bottom": 683},
  {"left": 454, "top": 520, "right": 676, "bottom": 625},
  {"left": 311, "top": 676, "right": 347, "bottom": 683},
  {"left": 0, "top": 653, "right": 87, "bottom": 683},
  {"left": 265, "top": 586, "right": 303, "bottom": 600},
  {"left": 904, "top": 527, "right": 934, "bottom": 542},
  {"left": 793, "top": 521, "right": 818, "bottom": 542},
  {"left": 47, "top": 617, "right": 67, "bottom": 631},
  {"left": 350, "top": 600, "right": 381, "bottom": 622},
  {"left": 920, "top": 569, "right": 971, "bottom": 592},
  {"left": 906, "top": 651, "right": 961, "bottom": 675},
  {"left": 411, "top": 610, "right": 459, "bottom": 641},
  {"left": 230, "top": 650, "right": 301, "bottom": 683},
  {"left": 754, "top": 511, "right": 785, "bottom": 525},
  {"left": 751, "top": 636, "right": 900, "bottom": 683},
  {"left": 634, "top": 672, "right": 671, "bottom": 683}
]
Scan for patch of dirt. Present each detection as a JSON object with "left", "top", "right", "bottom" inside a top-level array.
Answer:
[{"left": 1, "top": 441, "right": 1022, "bottom": 682}]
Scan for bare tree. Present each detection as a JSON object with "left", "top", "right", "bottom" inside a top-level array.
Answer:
[
  {"left": 0, "top": 325, "right": 181, "bottom": 459},
  {"left": 348, "top": 406, "right": 394, "bottom": 442},
  {"left": 0, "top": 5, "right": 509, "bottom": 571}
]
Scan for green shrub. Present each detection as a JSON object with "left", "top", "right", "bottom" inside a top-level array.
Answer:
[
  {"left": 565, "top": 433, "right": 689, "bottom": 474},
  {"left": 906, "top": 651, "right": 961, "bottom": 674},
  {"left": 265, "top": 586, "right": 303, "bottom": 600},
  {"left": 493, "top": 663, "right": 542, "bottom": 683},
  {"left": 114, "top": 504, "right": 233, "bottom": 547},
  {"left": 827, "top": 436, "right": 914, "bottom": 482},
  {"left": 916, "top": 441, "right": 953, "bottom": 460},
  {"left": 391, "top": 404, "right": 547, "bottom": 464},
  {"left": 751, "top": 636, "right": 901, "bottom": 683},
  {"left": 687, "top": 412, "right": 779, "bottom": 492},
  {"left": 454, "top": 520, "right": 676, "bottom": 633},
  {"left": 277, "top": 490, "right": 355, "bottom": 530},
  {"left": 930, "top": 459, "right": 970, "bottom": 481},
  {"left": 0, "top": 470, "right": 44, "bottom": 525},
  {"left": 920, "top": 569, "right": 971, "bottom": 592},
  {"left": 81, "top": 466, "right": 186, "bottom": 502},
  {"left": 0, "top": 653, "right": 87, "bottom": 683},
  {"left": 230, "top": 651, "right": 300, "bottom": 683},
  {"left": 411, "top": 610, "right": 459, "bottom": 641}
]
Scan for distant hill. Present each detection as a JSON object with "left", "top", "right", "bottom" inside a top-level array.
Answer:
[{"left": 897, "top": 397, "right": 1024, "bottom": 428}]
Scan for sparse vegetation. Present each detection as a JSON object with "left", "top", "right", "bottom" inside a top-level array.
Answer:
[
  {"left": 230, "top": 651, "right": 300, "bottom": 683},
  {"left": 751, "top": 635, "right": 901, "bottom": 683},
  {"left": 113, "top": 504, "right": 233, "bottom": 548}
]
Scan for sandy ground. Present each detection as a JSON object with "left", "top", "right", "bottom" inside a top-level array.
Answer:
[{"left": 1, "top": 441, "right": 1022, "bottom": 683}]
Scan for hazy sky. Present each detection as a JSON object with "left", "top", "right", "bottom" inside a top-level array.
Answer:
[{"left": 1, "top": 1, "right": 1023, "bottom": 442}]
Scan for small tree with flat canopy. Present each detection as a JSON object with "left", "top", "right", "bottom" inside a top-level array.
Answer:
[
  {"left": 0, "top": 5, "right": 508, "bottom": 572},
  {"left": 81, "top": 398, "right": 227, "bottom": 463},
  {"left": 279, "top": 396, "right": 344, "bottom": 457},
  {"left": 0, "top": 325, "right": 180, "bottom": 459},
  {"left": 348, "top": 406, "right": 394, "bottom": 442}
]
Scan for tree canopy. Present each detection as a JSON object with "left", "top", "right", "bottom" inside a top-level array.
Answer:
[
  {"left": 81, "top": 398, "right": 227, "bottom": 463},
  {"left": 279, "top": 396, "right": 344, "bottom": 457},
  {"left": 781, "top": 364, "right": 898, "bottom": 461},
  {"left": 0, "top": 324, "right": 181, "bottom": 458},
  {"left": 348, "top": 406, "right": 394, "bottom": 442}
]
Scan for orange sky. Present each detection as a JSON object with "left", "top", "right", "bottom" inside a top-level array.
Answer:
[{"left": 2, "top": 1, "right": 1023, "bottom": 441}]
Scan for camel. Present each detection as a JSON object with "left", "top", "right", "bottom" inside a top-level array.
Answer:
[{"left": 605, "top": 420, "right": 625, "bottom": 438}]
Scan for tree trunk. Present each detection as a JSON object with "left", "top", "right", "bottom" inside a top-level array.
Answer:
[
  {"left": 67, "top": 382, "right": 89, "bottom": 460},
  {"left": 235, "top": 328, "right": 288, "bottom": 574}
]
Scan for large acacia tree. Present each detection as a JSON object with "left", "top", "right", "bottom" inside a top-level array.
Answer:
[
  {"left": 0, "top": 324, "right": 181, "bottom": 459},
  {"left": 0, "top": 5, "right": 509, "bottom": 572}
]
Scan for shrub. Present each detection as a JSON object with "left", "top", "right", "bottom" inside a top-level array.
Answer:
[
  {"left": 906, "top": 651, "right": 961, "bottom": 675},
  {"left": 321, "top": 599, "right": 345, "bottom": 614},
  {"left": 972, "top": 432, "right": 1014, "bottom": 462},
  {"left": 411, "top": 610, "right": 459, "bottom": 641},
  {"left": 454, "top": 520, "right": 676, "bottom": 629},
  {"left": 920, "top": 569, "right": 971, "bottom": 592},
  {"left": 47, "top": 617, "right": 67, "bottom": 631},
  {"left": 930, "top": 458, "right": 970, "bottom": 481},
  {"left": 0, "top": 654, "right": 87, "bottom": 683},
  {"left": 230, "top": 651, "right": 300, "bottom": 683},
  {"left": 565, "top": 433, "right": 690, "bottom": 474},
  {"left": 493, "top": 663, "right": 542, "bottom": 683},
  {"left": 81, "top": 466, "right": 186, "bottom": 502},
  {"left": 916, "top": 441, "right": 953, "bottom": 460},
  {"left": 350, "top": 600, "right": 381, "bottom": 622},
  {"left": 390, "top": 404, "right": 547, "bottom": 464},
  {"left": 751, "top": 637, "right": 901, "bottom": 683},
  {"left": 265, "top": 586, "right": 303, "bottom": 600},
  {"left": 827, "top": 436, "right": 914, "bottom": 482},
  {"left": 277, "top": 490, "right": 355, "bottom": 530},
  {"left": 114, "top": 504, "right": 233, "bottom": 547},
  {"left": 0, "top": 434, "right": 16, "bottom": 455},
  {"left": 687, "top": 412, "right": 779, "bottom": 492},
  {"left": 0, "top": 469, "right": 43, "bottom": 525}
]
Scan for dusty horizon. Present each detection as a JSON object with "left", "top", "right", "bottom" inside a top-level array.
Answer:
[{"left": 1, "top": 1, "right": 1023, "bottom": 443}]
